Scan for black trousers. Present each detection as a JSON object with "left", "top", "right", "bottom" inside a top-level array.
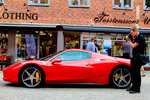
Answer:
[
  {"left": 123, "top": 53, "right": 130, "bottom": 59},
  {"left": 130, "top": 58, "right": 141, "bottom": 91}
]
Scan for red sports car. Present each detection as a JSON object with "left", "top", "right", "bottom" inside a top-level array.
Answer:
[{"left": 3, "top": 49, "right": 131, "bottom": 88}]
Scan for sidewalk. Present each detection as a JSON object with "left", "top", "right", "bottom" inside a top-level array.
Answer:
[{"left": 0, "top": 71, "right": 3, "bottom": 80}]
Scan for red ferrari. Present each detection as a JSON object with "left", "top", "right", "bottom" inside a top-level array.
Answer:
[{"left": 3, "top": 49, "right": 131, "bottom": 88}]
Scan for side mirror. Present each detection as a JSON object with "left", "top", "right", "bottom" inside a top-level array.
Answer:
[{"left": 51, "top": 58, "right": 62, "bottom": 65}]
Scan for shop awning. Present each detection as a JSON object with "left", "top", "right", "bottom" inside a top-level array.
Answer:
[
  {"left": 56, "top": 25, "right": 150, "bottom": 34},
  {"left": 0, "top": 23, "right": 56, "bottom": 28}
]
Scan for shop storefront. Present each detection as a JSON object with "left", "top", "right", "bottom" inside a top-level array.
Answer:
[
  {"left": 58, "top": 25, "right": 150, "bottom": 66},
  {"left": 0, "top": 24, "right": 150, "bottom": 68}
]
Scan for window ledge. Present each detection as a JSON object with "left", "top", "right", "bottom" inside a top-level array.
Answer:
[
  {"left": 28, "top": 3, "right": 50, "bottom": 6},
  {"left": 113, "top": 7, "right": 133, "bottom": 10},
  {"left": 69, "top": 5, "right": 90, "bottom": 8}
]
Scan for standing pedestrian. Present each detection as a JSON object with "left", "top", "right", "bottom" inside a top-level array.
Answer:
[
  {"left": 86, "top": 38, "right": 95, "bottom": 52},
  {"left": 121, "top": 40, "right": 132, "bottom": 59},
  {"left": 126, "top": 27, "right": 146, "bottom": 94},
  {"left": 94, "top": 40, "right": 100, "bottom": 53}
]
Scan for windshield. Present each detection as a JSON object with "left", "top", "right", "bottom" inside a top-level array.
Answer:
[{"left": 39, "top": 50, "right": 64, "bottom": 61}]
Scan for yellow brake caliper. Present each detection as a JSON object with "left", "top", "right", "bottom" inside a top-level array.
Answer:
[
  {"left": 36, "top": 72, "right": 39, "bottom": 83},
  {"left": 115, "top": 73, "right": 118, "bottom": 82}
]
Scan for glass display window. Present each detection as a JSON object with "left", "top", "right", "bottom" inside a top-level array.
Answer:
[
  {"left": 16, "top": 31, "right": 38, "bottom": 61},
  {"left": 111, "top": 41, "right": 125, "bottom": 57},
  {"left": 81, "top": 32, "right": 104, "bottom": 53},
  {"left": 0, "top": 30, "right": 8, "bottom": 55},
  {"left": 111, "top": 33, "right": 128, "bottom": 57},
  {"left": 144, "top": 34, "right": 150, "bottom": 66},
  {"left": 64, "top": 32, "right": 81, "bottom": 49},
  {"left": 40, "top": 31, "right": 57, "bottom": 58}
]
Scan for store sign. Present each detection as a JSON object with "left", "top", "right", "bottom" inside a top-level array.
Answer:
[
  {"left": 144, "top": 17, "right": 150, "bottom": 24},
  {"left": 0, "top": 12, "right": 38, "bottom": 20},
  {"left": 94, "top": 13, "right": 140, "bottom": 24}
]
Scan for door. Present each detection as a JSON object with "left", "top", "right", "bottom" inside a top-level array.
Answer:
[{"left": 46, "top": 50, "right": 92, "bottom": 83}]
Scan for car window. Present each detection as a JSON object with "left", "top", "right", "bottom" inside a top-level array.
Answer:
[
  {"left": 52, "top": 51, "right": 92, "bottom": 62},
  {"left": 39, "top": 50, "right": 64, "bottom": 61}
]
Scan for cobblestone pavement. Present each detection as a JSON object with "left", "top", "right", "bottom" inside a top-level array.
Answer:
[{"left": 0, "top": 71, "right": 150, "bottom": 100}]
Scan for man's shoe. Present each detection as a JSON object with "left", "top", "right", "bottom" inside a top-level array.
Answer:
[
  {"left": 129, "top": 90, "right": 140, "bottom": 94},
  {"left": 142, "top": 75, "right": 146, "bottom": 77},
  {"left": 126, "top": 88, "right": 132, "bottom": 91}
]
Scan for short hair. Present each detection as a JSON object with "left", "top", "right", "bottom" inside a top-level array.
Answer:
[
  {"left": 94, "top": 40, "right": 97, "bottom": 42},
  {"left": 130, "top": 27, "right": 138, "bottom": 32},
  {"left": 91, "top": 38, "right": 94, "bottom": 41}
]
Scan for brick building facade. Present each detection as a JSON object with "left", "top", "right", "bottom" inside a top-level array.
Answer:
[{"left": 0, "top": 0, "right": 150, "bottom": 66}]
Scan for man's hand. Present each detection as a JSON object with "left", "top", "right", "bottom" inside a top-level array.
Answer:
[{"left": 126, "top": 36, "right": 130, "bottom": 42}]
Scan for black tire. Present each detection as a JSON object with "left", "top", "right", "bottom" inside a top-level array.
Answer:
[
  {"left": 109, "top": 66, "right": 131, "bottom": 88},
  {"left": 18, "top": 65, "right": 45, "bottom": 88}
]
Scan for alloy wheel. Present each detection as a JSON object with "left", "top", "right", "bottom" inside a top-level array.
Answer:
[
  {"left": 112, "top": 67, "right": 131, "bottom": 88},
  {"left": 21, "top": 67, "right": 42, "bottom": 88}
]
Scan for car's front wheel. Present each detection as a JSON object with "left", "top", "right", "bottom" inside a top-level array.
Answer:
[
  {"left": 19, "top": 66, "right": 45, "bottom": 88},
  {"left": 109, "top": 66, "right": 131, "bottom": 88}
]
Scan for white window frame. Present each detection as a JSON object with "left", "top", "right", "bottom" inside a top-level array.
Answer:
[
  {"left": 113, "top": 0, "right": 133, "bottom": 9},
  {"left": 144, "top": 0, "right": 150, "bottom": 10},
  {"left": 69, "top": 0, "right": 90, "bottom": 8},
  {"left": 28, "top": 0, "right": 50, "bottom": 6}
]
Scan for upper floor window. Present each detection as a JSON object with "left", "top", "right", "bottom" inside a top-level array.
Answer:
[
  {"left": 28, "top": 0, "right": 50, "bottom": 6},
  {"left": 144, "top": 0, "right": 150, "bottom": 10},
  {"left": 69, "top": 0, "right": 90, "bottom": 7},
  {"left": 113, "top": 0, "right": 133, "bottom": 9},
  {"left": 0, "top": 0, "right": 4, "bottom": 5}
]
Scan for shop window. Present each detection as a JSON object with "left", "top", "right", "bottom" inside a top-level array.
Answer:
[
  {"left": 81, "top": 32, "right": 104, "bottom": 53},
  {"left": 111, "top": 33, "right": 128, "bottom": 57},
  {"left": 144, "top": 0, "right": 150, "bottom": 10},
  {"left": 40, "top": 31, "right": 57, "bottom": 58},
  {"left": 29, "top": 0, "right": 49, "bottom": 6},
  {"left": 113, "top": 0, "right": 133, "bottom": 9},
  {"left": 69, "top": 0, "right": 90, "bottom": 7},
  {"left": 16, "top": 31, "right": 38, "bottom": 61},
  {"left": 64, "top": 32, "right": 80, "bottom": 49},
  {"left": 143, "top": 34, "right": 150, "bottom": 66},
  {"left": 0, "top": 31, "right": 8, "bottom": 55}
]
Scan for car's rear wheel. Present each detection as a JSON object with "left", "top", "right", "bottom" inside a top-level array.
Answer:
[
  {"left": 109, "top": 66, "right": 131, "bottom": 88},
  {"left": 19, "top": 66, "right": 45, "bottom": 88}
]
